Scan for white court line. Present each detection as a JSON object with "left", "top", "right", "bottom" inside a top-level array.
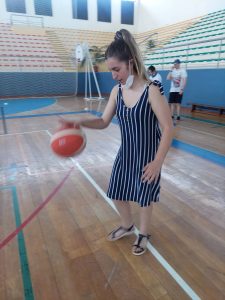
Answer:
[
  {"left": 0, "top": 129, "right": 47, "bottom": 136},
  {"left": 178, "top": 125, "right": 225, "bottom": 140},
  {"left": 0, "top": 129, "right": 69, "bottom": 176},
  {"left": 27, "top": 169, "right": 69, "bottom": 176},
  {"left": 45, "top": 129, "right": 201, "bottom": 299},
  {"left": 75, "top": 161, "right": 201, "bottom": 300}
]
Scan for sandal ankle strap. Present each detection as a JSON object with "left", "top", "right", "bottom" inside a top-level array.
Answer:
[
  {"left": 138, "top": 233, "right": 151, "bottom": 240},
  {"left": 125, "top": 224, "right": 134, "bottom": 231},
  {"left": 133, "top": 233, "right": 151, "bottom": 247}
]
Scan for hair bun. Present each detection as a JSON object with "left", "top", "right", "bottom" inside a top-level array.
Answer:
[{"left": 115, "top": 31, "right": 123, "bottom": 41}]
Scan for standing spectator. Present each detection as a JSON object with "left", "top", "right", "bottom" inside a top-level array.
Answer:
[
  {"left": 167, "top": 59, "right": 187, "bottom": 120},
  {"left": 148, "top": 65, "right": 162, "bottom": 83}
]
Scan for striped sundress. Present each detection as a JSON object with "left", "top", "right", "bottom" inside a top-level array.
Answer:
[{"left": 107, "top": 81, "right": 163, "bottom": 207}]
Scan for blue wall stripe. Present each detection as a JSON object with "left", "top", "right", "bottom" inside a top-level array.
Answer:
[
  {"left": 0, "top": 69, "right": 225, "bottom": 108},
  {"left": 0, "top": 73, "right": 77, "bottom": 97},
  {"left": 158, "top": 68, "right": 225, "bottom": 107}
]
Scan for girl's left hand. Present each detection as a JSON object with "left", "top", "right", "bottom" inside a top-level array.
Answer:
[{"left": 141, "top": 160, "right": 162, "bottom": 183}]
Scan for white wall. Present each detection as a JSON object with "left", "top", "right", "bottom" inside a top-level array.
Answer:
[
  {"left": 137, "top": 0, "right": 225, "bottom": 32},
  {"left": 0, "top": 0, "right": 137, "bottom": 32},
  {"left": 1, "top": 0, "right": 224, "bottom": 34}
]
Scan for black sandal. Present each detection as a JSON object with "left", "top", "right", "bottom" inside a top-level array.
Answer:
[
  {"left": 132, "top": 233, "right": 151, "bottom": 255},
  {"left": 107, "top": 224, "right": 135, "bottom": 241}
]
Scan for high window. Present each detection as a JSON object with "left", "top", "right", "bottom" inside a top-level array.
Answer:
[
  {"left": 72, "top": 0, "right": 88, "bottom": 20},
  {"left": 34, "top": 0, "right": 53, "bottom": 16},
  {"left": 121, "top": 0, "right": 134, "bottom": 25},
  {"left": 97, "top": 0, "right": 111, "bottom": 23},
  {"left": 5, "top": 0, "right": 26, "bottom": 13}
]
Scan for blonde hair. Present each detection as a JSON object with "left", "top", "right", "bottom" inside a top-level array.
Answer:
[{"left": 105, "top": 29, "right": 148, "bottom": 81}]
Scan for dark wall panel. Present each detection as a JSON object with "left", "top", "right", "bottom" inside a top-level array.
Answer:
[
  {"left": 34, "top": 0, "right": 52, "bottom": 16},
  {"left": 5, "top": 0, "right": 26, "bottom": 13}
]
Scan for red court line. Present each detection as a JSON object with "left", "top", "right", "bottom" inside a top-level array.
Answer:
[{"left": 0, "top": 167, "right": 74, "bottom": 250}]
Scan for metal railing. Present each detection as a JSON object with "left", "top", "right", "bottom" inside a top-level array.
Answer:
[
  {"left": 10, "top": 14, "right": 44, "bottom": 28},
  {"left": 0, "top": 55, "right": 77, "bottom": 72},
  {"left": 145, "top": 36, "right": 225, "bottom": 69},
  {"left": 1, "top": 36, "right": 225, "bottom": 72}
]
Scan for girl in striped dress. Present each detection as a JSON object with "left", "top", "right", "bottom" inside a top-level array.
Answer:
[{"left": 60, "top": 29, "right": 173, "bottom": 255}]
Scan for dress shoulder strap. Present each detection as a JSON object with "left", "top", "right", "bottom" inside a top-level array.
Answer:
[
  {"left": 116, "top": 83, "right": 123, "bottom": 104},
  {"left": 148, "top": 80, "right": 164, "bottom": 95}
]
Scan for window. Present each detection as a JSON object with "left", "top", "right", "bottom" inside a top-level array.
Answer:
[
  {"left": 97, "top": 0, "right": 111, "bottom": 23},
  {"left": 34, "top": 0, "right": 52, "bottom": 16},
  {"left": 72, "top": 0, "right": 88, "bottom": 20},
  {"left": 5, "top": 0, "right": 26, "bottom": 13},
  {"left": 121, "top": 0, "right": 134, "bottom": 25}
]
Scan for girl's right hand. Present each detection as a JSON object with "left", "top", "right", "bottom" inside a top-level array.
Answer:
[{"left": 58, "top": 118, "right": 80, "bottom": 129}]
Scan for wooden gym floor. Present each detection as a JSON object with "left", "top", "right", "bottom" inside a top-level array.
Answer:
[{"left": 0, "top": 96, "right": 225, "bottom": 300}]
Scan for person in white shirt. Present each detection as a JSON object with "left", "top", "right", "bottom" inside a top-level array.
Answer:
[
  {"left": 148, "top": 65, "right": 162, "bottom": 83},
  {"left": 167, "top": 59, "right": 187, "bottom": 120}
]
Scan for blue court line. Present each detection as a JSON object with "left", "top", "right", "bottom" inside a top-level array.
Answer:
[
  {"left": 1, "top": 109, "right": 224, "bottom": 127},
  {"left": 1, "top": 110, "right": 90, "bottom": 120},
  {"left": 182, "top": 114, "right": 225, "bottom": 127},
  {"left": 92, "top": 111, "right": 225, "bottom": 167},
  {"left": 1, "top": 109, "right": 225, "bottom": 167},
  {"left": 0, "top": 186, "right": 34, "bottom": 300},
  {"left": 172, "top": 139, "right": 225, "bottom": 167}
]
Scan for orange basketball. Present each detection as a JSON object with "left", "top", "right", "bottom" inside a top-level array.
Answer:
[{"left": 50, "top": 125, "right": 86, "bottom": 157}]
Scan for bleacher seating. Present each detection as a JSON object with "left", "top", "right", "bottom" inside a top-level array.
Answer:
[
  {"left": 0, "top": 22, "right": 114, "bottom": 72},
  {"left": 45, "top": 27, "right": 114, "bottom": 71},
  {"left": 144, "top": 9, "right": 225, "bottom": 69},
  {"left": 1, "top": 9, "right": 225, "bottom": 72},
  {"left": 46, "top": 28, "right": 114, "bottom": 51},
  {"left": 0, "top": 23, "right": 64, "bottom": 71},
  {"left": 43, "top": 28, "right": 115, "bottom": 71},
  {"left": 135, "top": 17, "right": 200, "bottom": 52}
]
